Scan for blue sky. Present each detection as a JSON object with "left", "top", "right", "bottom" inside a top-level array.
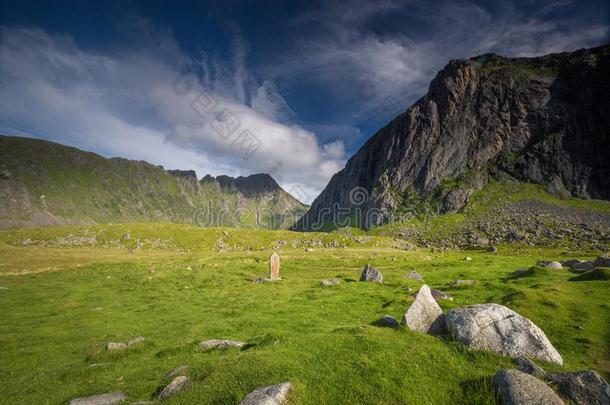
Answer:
[{"left": 0, "top": 0, "right": 608, "bottom": 202}]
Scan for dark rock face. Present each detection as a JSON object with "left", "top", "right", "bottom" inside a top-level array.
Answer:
[
  {"left": 296, "top": 44, "right": 610, "bottom": 229},
  {"left": 201, "top": 173, "right": 282, "bottom": 198},
  {"left": 547, "top": 370, "right": 610, "bottom": 405}
]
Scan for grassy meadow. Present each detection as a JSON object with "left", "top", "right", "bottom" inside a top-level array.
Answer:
[{"left": 0, "top": 223, "right": 608, "bottom": 404}]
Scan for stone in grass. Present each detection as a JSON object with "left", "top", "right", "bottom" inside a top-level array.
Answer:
[
  {"left": 430, "top": 289, "right": 453, "bottom": 301},
  {"left": 547, "top": 370, "right": 610, "bottom": 405},
  {"left": 164, "top": 365, "right": 189, "bottom": 379},
  {"left": 197, "top": 339, "right": 246, "bottom": 350},
  {"left": 594, "top": 255, "right": 610, "bottom": 267},
  {"left": 158, "top": 376, "right": 190, "bottom": 400},
  {"left": 106, "top": 342, "right": 128, "bottom": 351},
  {"left": 68, "top": 391, "right": 128, "bottom": 405},
  {"left": 239, "top": 382, "right": 292, "bottom": 405},
  {"left": 253, "top": 277, "right": 274, "bottom": 283},
  {"left": 405, "top": 271, "right": 423, "bottom": 281},
  {"left": 451, "top": 279, "right": 477, "bottom": 286},
  {"left": 537, "top": 261, "right": 563, "bottom": 269},
  {"left": 359, "top": 264, "right": 383, "bottom": 283},
  {"left": 269, "top": 252, "right": 280, "bottom": 280},
  {"left": 570, "top": 261, "right": 595, "bottom": 272},
  {"left": 513, "top": 357, "right": 547, "bottom": 379},
  {"left": 401, "top": 285, "right": 445, "bottom": 335},
  {"left": 127, "top": 336, "right": 145, "bottom": 346},
  {"left": 321, "top": 278, "right": 340, "bottom": 286},
  {"left": 487, "top": 246, "right": 498, "bottom": 253},
  {"left": 373, "top": 315, "right": 398, "bottom": 329},
  {"left": 445, "top": 303, "right": 563, "bottom": 365},
  {"left": 492, "top": 369, "right": 564, "bottom": 405},
  {"left": 464, "top": 256, "right": 472, "bottom": 261}
]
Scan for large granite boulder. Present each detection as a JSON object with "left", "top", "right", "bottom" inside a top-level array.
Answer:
[
  {"left": 445, "top": 303, "right": 563, "bottom": 364},
  {"left": 401, "top": 285, "right": 445, "bottom": 335},
  {"left": 547, "top": 370, "right": 610, "bottom": 405},
  {"left": 359, "top": 264, "right": 383, "bottom": 282},
  {"left": 492, "top": 369, "right": 564, "bottom": 404},
  {"left": 239, "top": 382, "right": 292, "bottom": 405}
]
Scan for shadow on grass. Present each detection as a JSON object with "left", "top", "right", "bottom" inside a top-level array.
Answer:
[{"left": 459, "top": 377, "right": 495, "bottom": 405}]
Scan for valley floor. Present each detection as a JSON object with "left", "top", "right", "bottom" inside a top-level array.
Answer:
[{"left": 0, "top": 224, "right": 608, "bottom": 404}]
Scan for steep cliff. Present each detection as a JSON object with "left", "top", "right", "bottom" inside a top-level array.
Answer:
[{"left": 297, "top": 44, "right": 610, "bottom": 230}]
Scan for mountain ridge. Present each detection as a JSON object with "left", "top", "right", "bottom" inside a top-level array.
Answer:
[{"left": 0, "top": 135, "right": 307, "bottom": 229}]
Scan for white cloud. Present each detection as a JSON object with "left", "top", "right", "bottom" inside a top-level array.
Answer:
[{"left": 0, "top": 25, "right": 347, "bottom": 203}]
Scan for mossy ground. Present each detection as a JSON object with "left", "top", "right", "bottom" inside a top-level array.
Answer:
[{"left": 0, "top": 224, "right": 608, "bottom": 404}]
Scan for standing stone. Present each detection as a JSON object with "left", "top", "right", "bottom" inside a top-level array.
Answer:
[
  {"left": 401, "top": 285, "right": 445, "bottom": 335},
  {"left": 269, "top": 253, "right": 280, "bottom": 280},
  {"left": 68, "top": 392, "right": 128, "bottom": 405},
  {"left": 547, "top": 370, "right": 610, "bottom": 405},
  {"left": 492, "top": 369, "right": 564, "bottom": 405},
  {"left": 359, "top": 264, "right": 383, "bottom": 282},
  {"left": 239, "top": 382, "right": 292, "bottom": 405},
  {"left": 445, "top": 303, "right": 563, "bottom": 364},
  {"left": 159, "top": 376, "right": 190, "bottom": 400}
]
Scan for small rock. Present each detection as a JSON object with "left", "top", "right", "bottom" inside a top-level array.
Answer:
[
  {"left": 222, "top": 230, "right": 230, "bottom": 237},
  {"left": 492, "top": 369, "right": 564, "bottom": 405},
  {"left": 239, "top": 382, "right": 292, "bottom": 405},
  {"left": 445, "top": 303, "right": 563, "bottom": 364},
  {"left": 164, "top": 365, "right": 189, "bottom": 379},
  {"left": 106, "top": 342, "right": 127, "bottom": 351},
  {"left": 487, "top": 246, "right": 498, "bottom": 253},
  {"left": 321, "top": 278, "right": 340, "bottom": 286},
  {"left": 464, "top": 256, "right": 472, "bottom": 261},
  {"left": 68, "top": 391, "right": 128, "bottom": 405},
  {"left": 253, "top": 277, "right": 273, "bottom": 283},
  {"left": 405, "top": 271, "right": 423, "bottom": 281},
  {"left": 159, "top": 376, "right": 189, "bottom": 400},
  {"left": 547, "top": 370, "right": 610, "bottom": 405},
  {"left": 430, "top": 289, "right": 453, "bottom": 301},
  {"left": 538, "top": 261, "right": 563, "bottom": 269},
  {"left": 594, "top": 255, "right": 610, "bottom": 267},
  {"left": 513, "top": 357, "right": 547, "bottom": 379},
  {"left": 401, "top": 285, "right": 445, "bottom": 335},
  {"left": 561, "top": 259, "right": 584, "bottom": 267},
  {"left": 127, "top": 336, "right": 145, "bottom": 346},
  {"left": 197, "top": 339, "right": 246, "bottom": 350},
  {"left": 451, "top": 279, "right": 477, "bottom": 286},
  {"left": 0, "top": 286, "right": 7, "bottom": 290},
  {"left": 359, "top": 264, "right": 383, "bottom": 283},
  {"left": 121, "top": 233, "right": 130, "bottom": 241},
  {"left": 304, "top": 248, "right": 314, "bottom": 252},
  {"left": 571, "top": 261, "right": 595, "bottom": 271},
  {"left": 374, "top": 315, "right": 398, "bottom": 328}
]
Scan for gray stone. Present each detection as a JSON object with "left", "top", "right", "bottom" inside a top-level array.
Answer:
[
  {"left": 106, "top": 342, "right": 128, "bottom": 351},
  {"left": 359, "top": 264, "right": 382, "bottom": 282},
  {"left": 127, "top": 336, "right": 145, "bottom": 346},
  {"left": 513, "top": 357, "right": 546, "bottom": 379},
  {"left": 239, "top": 382, "right": 292, "bottom": 405},
  {"left": 547, "top": 370, "right": 610, "bottom": 405},
  {"left": 571, "top": 261, "right": 595, "bottom": 271},
  {"left": 492, "top": 369, "right": 564, "bottom": 405},
  {"left": 68, "top": 392, "right": 128, "bottom": 405},
  {"left": 560, "top": 259, "right": 584, "bottom": 267},
  {"left": 401, "top": 285, "right": 445, "bottom": 335},
  {"left": 405, "top": 271, "right": 423, "bottom": 281},
  {"left": 197, "top": 339, "right": 246, "bottom": 350},
  {"left": 451, "top": 279, "right": 477, "bottom": 286},
  {"left": 430, "top": 289, "right": 453, "bottom": 301},
  {"left": 487, "top": 246, "right": 498, "bottom": 253},
  {"left": 546, "top": 261, "right": 563, "bottom": 269},
  {"left": 594, "top": 255, "right": 610, "bottom": 267},
  {"left": 253, "top": 277, "right": 273, "bottom": 283},
  {"left": 375, "top": 315, "right": 398, "bottom": 328},
  {"left": 321, "top": 278, "right": 340, "bottom": 286},
  {"left": 158, "top": 376, "right": 189, "bottom": 400},
  {"left": 304, "top": 248, "right": 314, "bottom": 252},
  {"left": 464, "top": 256, "right": 472, "bottom": 261},
  {"left": 445, "top": 303, "right": 563, "bottom": 364},
  {"left": 269, "top": 253, "right": 280, "bottom": 280},
  {"left": 164, "top": 365, "right": 189, "bottom": 379}
]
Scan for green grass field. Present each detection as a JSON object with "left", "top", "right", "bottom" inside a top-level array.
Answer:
[{"left": 0, "top": 224, "right": 608, "bottom": 404}]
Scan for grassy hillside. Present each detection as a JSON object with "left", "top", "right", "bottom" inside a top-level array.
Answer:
[
  {"left": 0, "top": 135, "right": 307, "bottom": 229},
  {"left": 0, "top": 224, "right": 608, "bottom": 404}
]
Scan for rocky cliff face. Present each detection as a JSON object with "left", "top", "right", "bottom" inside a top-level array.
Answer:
[
  {"left": 296, "top": 44, "right": 610, "bottom": 230},
  {"left": 0, "top": 136, "right": 307, "bottom": 229}
]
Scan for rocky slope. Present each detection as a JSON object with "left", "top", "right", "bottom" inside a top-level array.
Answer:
[
  {"left": 0, "top": 135, "right": 307, "bottom": 229},
  {"left": 296, "top": 44, "right": 610, "bottom": 230}
]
